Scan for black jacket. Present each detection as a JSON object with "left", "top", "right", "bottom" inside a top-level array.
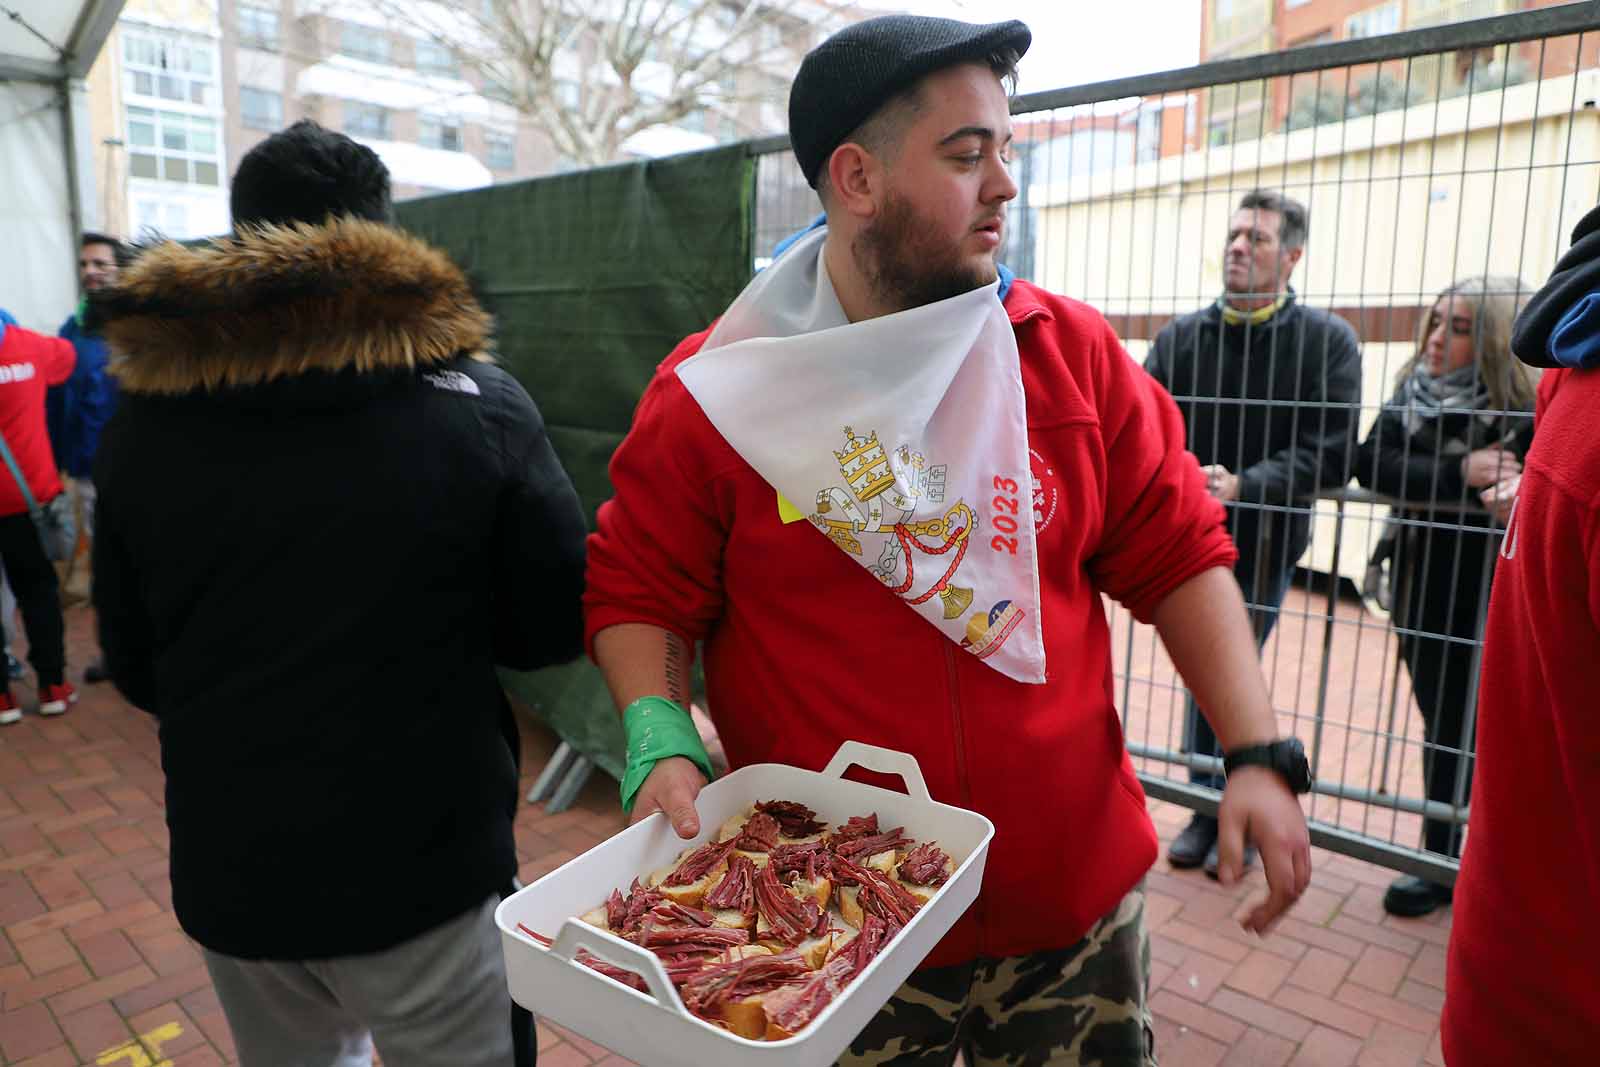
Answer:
[
  {"left": 1145, "top": 294, "right": 1362, "bottom": 568},
  {"left": 1354, "top": 392, "right": 1536, "bottom": 527},
  {"left": 91, "top": 219, "right": 588, "bottom": 960},
  {"left": 1512, "top": 201, "right": 1600, "bottom": 367}
]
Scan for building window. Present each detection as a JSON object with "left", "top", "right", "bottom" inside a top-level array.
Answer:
[
  {"left": 415, "top": 39, "right": 458, "bottom": 77},
  {"left": 126, "top": 107, "right": 222, "bottom": 185},
  {"left": 344, "top": 102, "right": 390, "bottom": 139},
  {"left": 238, "top": 4, "right": 280, "bottom": 51},
  {"left": 240, "top": 87, "right": 282, "bottom": 131},
  {"left": 123, "top": 31, "right": 218, "bottom": 108},
  {"left": 419, "top": 116, "right": 462, "bottom": 151},
  {"left": 485, "top": 131, "right": 515, "bottom": 170},
  {"left": 1346, "top": 2, "right": 1401, "bottom": 40},
  {"left": 133, "top": 198, "right": 189, "bottom": 239},
  {"left": 1135, "top": 108, "right": 1161, "bottom": 163},
  {"left": 340, "top": 22, "right": 390, "bottom": 65}
]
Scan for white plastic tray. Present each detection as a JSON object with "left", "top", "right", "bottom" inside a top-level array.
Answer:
[{"left": 496, "top": 741, "right": 994, "bottom": 1067}]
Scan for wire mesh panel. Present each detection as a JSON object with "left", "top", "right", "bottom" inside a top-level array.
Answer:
[{"left": 747, "top": 6, "right": 1600, "bottom": 882}]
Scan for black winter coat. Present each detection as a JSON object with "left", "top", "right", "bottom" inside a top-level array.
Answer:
[
  {"left": 1145, "top": 294, "right": 1363, "bottom": 572},
  {"left": 91, "top": 220, "right": 588, "bottom": 960}
]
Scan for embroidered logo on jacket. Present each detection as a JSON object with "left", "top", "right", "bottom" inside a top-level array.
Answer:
[
  {"left": 0, "top": 363, "right": 37, "bottom": 384},
  {"left": 1029, "top": 448, "right": 1059, "bottom": 534},
  {"left": 423, "top": 370, "right": 480, "bottom": 396}
]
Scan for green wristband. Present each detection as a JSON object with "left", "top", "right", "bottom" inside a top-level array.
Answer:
[{"left": 619, "top": 696, "right": 715, "bottom": 815}]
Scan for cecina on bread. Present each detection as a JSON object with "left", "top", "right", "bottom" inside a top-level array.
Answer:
[{"left": 648, "top": 849, "right": 731, "bottom": 908}]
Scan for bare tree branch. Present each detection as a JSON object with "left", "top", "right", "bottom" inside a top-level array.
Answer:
[{"left": 328, "top": 0, "right": 856, "bottom": 167}]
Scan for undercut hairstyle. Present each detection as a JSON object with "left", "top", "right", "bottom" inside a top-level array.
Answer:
[
  {"left": 230, "top": 120, "right": 392, "bottom": 230},
  {"left": 1238, "top": 189, "right": 1308, "bottom": 251},
  {"left": 818, "top": 48, "right": 1022, "bottom": 207}
]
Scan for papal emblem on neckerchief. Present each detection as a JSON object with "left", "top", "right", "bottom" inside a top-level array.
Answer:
[{"left": 808, "top": 426, "right": 1022, "bottom": 656}]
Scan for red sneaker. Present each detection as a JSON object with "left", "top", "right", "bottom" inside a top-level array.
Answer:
[
  {"left": 39, "top": 682, "right": 77, "bottom": 716},
  {"left": 0, "top": 691, "right": 17, "bottom": 725}
]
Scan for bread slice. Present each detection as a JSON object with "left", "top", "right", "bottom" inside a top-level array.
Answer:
[
  {"left": 710, "top": 907, "right": 751, "bottom": 930},
  {"left": 792, "top": 873, "right": 832, "bottom": 910},
  {"left": 793, "top": 930, "right": 837, "bottom": 969},
  {"left": 714, "top": 807, "right": 755, "bottom": 843},
  {"left": 648, "top": 848, "right": 730, "bottom": 908},
  {"left": 577, "top": 906, "right": 610, "bottom": 932},
  {"left": 836, "top": 885, "right": 863, "bottom": 928},
  {"left": 865, "top": 850, "right": 896, "bottom": 875},
  {"left": 890, "top": 857, "right": 955, "bottom": 906},
  {"left": 721, "top": 995, "right": 771, "bottom": 1039},
  {"left": 892, "top": 845, "right": 956, "bottom": 904},
  {"left": 722, "top": 944, "right": 772, "bottom": 962},
  {"left": 825, "top": 923, "right": 859, "bottom": 961},
  {"left": 890, "top": 875, "right": 940, "bottom": 907}
]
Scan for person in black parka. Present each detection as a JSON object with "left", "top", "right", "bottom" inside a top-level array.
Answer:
[
  {"left": 1355, "top": 274, "right": 1538, "bottom": 920},
  {"left": 91, "top": 121, "right": 585, "bottom": 1067}
]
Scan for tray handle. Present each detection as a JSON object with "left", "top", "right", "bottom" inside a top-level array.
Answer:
[
  {"left": 547, "top": 919, "right": 689, "bottom": 1017},
  {"left": 819, "top": 741, "right": 933, "bottom": 804}
]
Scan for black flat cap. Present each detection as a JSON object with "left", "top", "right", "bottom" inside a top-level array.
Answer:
[{"left": 789, "top": 15, "right": 1031, "bottom": 188}]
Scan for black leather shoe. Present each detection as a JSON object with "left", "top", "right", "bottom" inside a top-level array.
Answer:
[
  {"left": 1383, "top": 875, "right": 1453, "bottom": 917},
  {"left": 1204, "top": 841, "right": 1258, "bottom": 880},
  {"left": 1168, "top": 814, "right": 1218, "bottom": 869},
  {"left": 84, "top": 659, "right": 110, "bottom": 684}
]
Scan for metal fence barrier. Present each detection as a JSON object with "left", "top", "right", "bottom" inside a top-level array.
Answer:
[{"left": 746, "top": 4, "right": 1600, "bottom": 884}]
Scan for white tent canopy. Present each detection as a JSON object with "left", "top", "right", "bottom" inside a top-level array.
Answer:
[{"left": 0, "top": 0, "right": 124, "bottom": 329}]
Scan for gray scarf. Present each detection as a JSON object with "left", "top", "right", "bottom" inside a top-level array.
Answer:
[{"left": 1397, "top": 362, "right": 1496, "bottom": 454}]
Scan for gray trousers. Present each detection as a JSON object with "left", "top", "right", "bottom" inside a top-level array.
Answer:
[{"left": 203, "top": 895, "right": 514, "bottom": 1067}]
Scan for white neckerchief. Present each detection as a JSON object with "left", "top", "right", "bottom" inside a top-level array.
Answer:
[{"left": 676, "top": 228, "right": 1045, "bottom": 684}]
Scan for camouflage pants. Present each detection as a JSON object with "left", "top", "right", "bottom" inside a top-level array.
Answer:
[{"left": 838, "top": 884, "right": 1156, "bottom": 1067}]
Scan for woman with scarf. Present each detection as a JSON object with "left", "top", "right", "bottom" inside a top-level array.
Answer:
[{"left": 1357, "top": 275, "right": 1537, "bottom": 918}]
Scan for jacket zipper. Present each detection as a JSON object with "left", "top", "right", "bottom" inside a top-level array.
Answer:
[{"left": 943, "top": 640, "right": 986, "bottom": 953}]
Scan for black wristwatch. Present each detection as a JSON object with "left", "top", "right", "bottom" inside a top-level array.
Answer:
[{"left": 1224, "top": 738, "right": 1313, "bottom": 794}]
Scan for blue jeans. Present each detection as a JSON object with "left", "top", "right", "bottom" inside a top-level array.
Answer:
[{"left": 1183, "top": 543, "right": 1295, "bottom": 791}]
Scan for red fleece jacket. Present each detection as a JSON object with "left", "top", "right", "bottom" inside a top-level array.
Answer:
[
  {"left": 585, "top": 280, "right": 1236, "bottom": 966},
  {"left": 0, "top": 324, "right": 73, "bottom": 517},
  {"left": 1444, "top": 368, "right": 1600, "bottom": 1063}
]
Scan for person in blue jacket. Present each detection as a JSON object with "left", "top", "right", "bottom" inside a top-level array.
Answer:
[{"left": 50, "top": 232, "right": 123, "bottom": 682}]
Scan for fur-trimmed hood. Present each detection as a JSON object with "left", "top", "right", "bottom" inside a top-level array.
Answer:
[{"left": 92, "top": 218, "right": 493, "bottom": 396}]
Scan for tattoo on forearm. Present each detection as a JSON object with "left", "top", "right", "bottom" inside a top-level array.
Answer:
[{"left": 664, "top": 634, "right": 689, "bottom": 705}]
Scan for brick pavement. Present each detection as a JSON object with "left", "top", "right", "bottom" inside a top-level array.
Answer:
[{"left": 1, "top": 603, "right": 1452, "bottom": 1065}]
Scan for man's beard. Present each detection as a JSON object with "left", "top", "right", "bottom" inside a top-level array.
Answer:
[{"left": 852, "top": 190, "right": 996, "bottom": 314}]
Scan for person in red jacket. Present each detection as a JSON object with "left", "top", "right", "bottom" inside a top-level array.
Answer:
[
  {"left": 1442, "top": 206, "right": 1600, "bottom": 1065},
  {"left": 0, "top": 312, "right": 77, "bottom": 723},
  {"left": 585, "top": 17, "right": 1312, "bottom": 1064}
]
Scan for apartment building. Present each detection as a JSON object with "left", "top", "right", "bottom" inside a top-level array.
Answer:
[
  {"left": 1200, "top": 0, "right": 1594, "bottom": 145},
  {"left": 84, "top": 0, "right": 230, "bottom": 241},
  {"left": 89, "top": 0, "right": 850, "bottom": 239}
]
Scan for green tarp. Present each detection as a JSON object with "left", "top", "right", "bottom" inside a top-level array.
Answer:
[{"left": 396, "top": 144, "right": 755, "bottom": 780}]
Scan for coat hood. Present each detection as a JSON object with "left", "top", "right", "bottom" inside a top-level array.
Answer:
[
  {"left": 91, "top": 218, "right": 493, "bottom": 395},
  {"left": 1512, "top": 201, "right": 1600, "bottom": 369}
]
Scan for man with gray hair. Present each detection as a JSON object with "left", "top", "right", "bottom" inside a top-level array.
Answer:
[{"left": 1146, "top": 189, "right": 1362, "bottom": 876}]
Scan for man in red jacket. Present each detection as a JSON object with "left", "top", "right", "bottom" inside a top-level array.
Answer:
[
  {"left": 0, "top": 312, "right": 77, "bottom": 723},
  {"left": 1442, "top": 206, "right": 1600, "bottom": 1066},
  {"left": 585, "top": 16, "right": 1313, "bottom": 1064}
]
